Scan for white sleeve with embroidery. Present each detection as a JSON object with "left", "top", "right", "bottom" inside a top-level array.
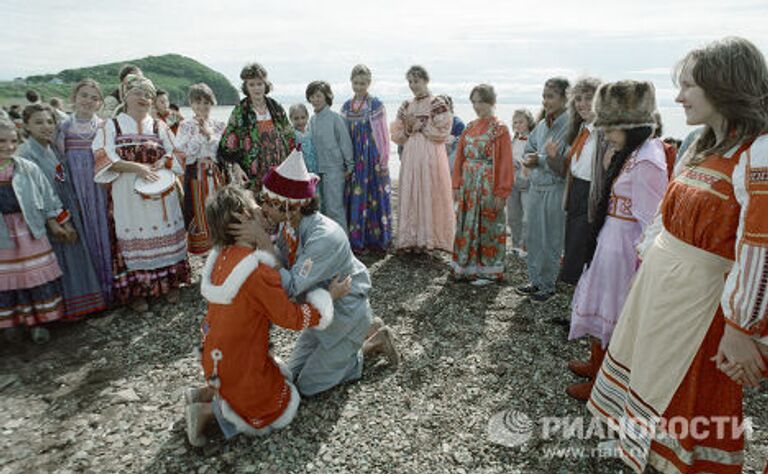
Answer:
[
  {"left": 157, "top": 121, "right": 183, "bottom": 175},
  {"left": 722, "top": 136, "right": 768, "bottom": 342},
  {"left": 92, "top": 119, "right": 122, "bottom": 184}
]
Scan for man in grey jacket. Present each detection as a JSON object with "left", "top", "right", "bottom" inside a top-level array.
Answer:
[{"left": 233, "top": 150, "right": 399, "bottom": 396}]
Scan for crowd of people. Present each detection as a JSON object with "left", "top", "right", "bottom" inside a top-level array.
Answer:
[{"left": 1, "top": 35, "right": 766, "bottom": 473}]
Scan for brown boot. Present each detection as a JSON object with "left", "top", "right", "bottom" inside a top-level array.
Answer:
[
  {"left": 566, "top": 380, "right": 595, "bottom": 400},
  {"left": 592, "top": 340, "right": 607, "bottom": 376},
  {"left": 568, "top": 340, "right": 604, "bottom": 379},
  {"left": 567, "top": 358, "right": 593, "bottom": 378}
]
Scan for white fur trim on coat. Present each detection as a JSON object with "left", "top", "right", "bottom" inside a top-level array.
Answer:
[
  {"left": 217, "top": 380, "right": 300, "bottom": 437},
  {"left": 200, "top": 247, "right": 279, "bottom": 305},
  {"left": 305, "top": 288, "right": 334, "bottom": 330}
]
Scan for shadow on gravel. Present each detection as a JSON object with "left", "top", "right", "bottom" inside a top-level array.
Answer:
[
  {"left": 0, "top": 286, "right": 204, "bottom": 423},
  {"left": 367, "top": 252, "right": 454, "bottom": 329},
  {"left": 140, "top": 360, "right": 399, "bottom": 473}
]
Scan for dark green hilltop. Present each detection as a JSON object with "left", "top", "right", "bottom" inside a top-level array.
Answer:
[{"left": 0, "top": 53, "right": 239, "bottom": 106}]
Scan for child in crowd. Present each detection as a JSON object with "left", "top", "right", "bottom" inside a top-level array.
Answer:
[
  {"left": 153, "top": 90, "right": 180, "bottom": 135},
  {"left": 507, "top": 109, "right": 535, "bottom": 256},
  {"left": 515, "top": 77, "right": 571, "bottom": 302},
  {"left": 19, "top": 104, "right": 106, "bottom": 320},
  {"left": 25, "top": 90, "right": 40, "bottom": 105},
  {"left": 56, "top": 79, "right": 112, "bottom": 303},
  {"left": 101, "top": 64, "right": 143, "bottom": 119},
  {"left": 341, "top": 64, "right": 393, "bottom": 252},
  {"left": 306, "top": 81, "right": 353, "bottom": 233},
  {"left": 175, "top": 83, "right": 226, "bottom": 255},
  {"left": 185, "top": 185, "right": 346, "bottom": 446},
  {"left": 169, "top": 103, "right": 184, "bottom": 134},
  {"left": 0, "top": 118, "right": 73, "bottom": 343},
  {"left": 289, "top": 103, "right": 317, "bottom": 174},
  {"left": 48, "top": 98, "right": 68, "bottom": 121},
  {"left": 440, "top": 95, "right": 465, "bottom": 171}
]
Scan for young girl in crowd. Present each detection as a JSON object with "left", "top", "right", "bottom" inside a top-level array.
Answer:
[
  {"left": 451, "top": 84, "right": 514, "bottom": 284},
  {"left": 92, "top": 75, "right": 190, "bottom": 313},
  {"left": 175, "top": 83, "right": 226, "bottom": 255},
  {"left": 566, "top": 81, "right": 668, "bottom": 401},
  {"left": 515, "top": 77, "right": 570, "bottom": 302},
  {"left": 441, "top": 95, "right": 465, "bottom": 171},
  {"left": 152, "top": 90, "right": 180, "bottom": 135},
  {"left": 101, "top": 64, "right": 142, "bottom": 119},
  {"left": 559, "top": 78, "right": 602, "bottom": 285},
  {"left": 19, "top": 104, "right": 106, "bottom": 319},
  {"left": 185, "top": 185, "right": 345, "bottom": 447},
  {"left": 588, "top": 37, "right": 768, "bottom": 474},
  {"left": 0, "top": 118, "right": 72, "bottom": 343},
  {"left": 289, "top": 104, "right": 317, "bottom": 174},
  {"left": 506, "top": 109, "right": 535, "bottom": 256},
  {"left": 391, "top": 65, "right": 454, "bottom": 254},
  {"left": 341, "top": 65, "right": 393, "bottom": 252},
  {"left": 55, "top": 79, "right": 113, "bottom": 302},
  {"left": 306, "top": 80, "right": 353, "bottom": 233}
]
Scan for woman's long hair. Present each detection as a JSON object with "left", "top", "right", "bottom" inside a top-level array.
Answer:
[
  {"left": 565, "top": 77, "right": 601, "bottom": 146},
  {"left": 675, "top": 37, "right": 768, "bottom": 165},
  {"left": 584, "top": 126, "right": 653, "bottom": 265}
]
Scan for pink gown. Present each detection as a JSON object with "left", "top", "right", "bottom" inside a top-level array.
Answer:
[
  {"left": 568, "top": 138, "right": 668, "bottom": 347},
  {"left": 390, "top": 95, "right": 454, "bottom": 251}
]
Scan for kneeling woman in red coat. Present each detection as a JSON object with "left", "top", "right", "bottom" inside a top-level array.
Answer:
[{"left": 184, "top": 185, "right": 350, "bottom": 447}]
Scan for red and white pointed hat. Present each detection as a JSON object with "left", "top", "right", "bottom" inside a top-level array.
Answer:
[{"left": 262, "top": 147, "right": 319, "bottom": 204}]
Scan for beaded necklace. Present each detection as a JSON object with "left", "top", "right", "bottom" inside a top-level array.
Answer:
[{"left": 351, "top": 95, "right": 368, "bottom": 113}]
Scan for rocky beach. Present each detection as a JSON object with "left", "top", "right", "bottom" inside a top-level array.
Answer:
[{"left": 1, "top": 183, "right": 766, "bottom": 474}]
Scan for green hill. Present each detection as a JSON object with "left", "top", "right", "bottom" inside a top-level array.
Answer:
[{"left": 0, "top": 54, "right": 240, "bottom": 107}]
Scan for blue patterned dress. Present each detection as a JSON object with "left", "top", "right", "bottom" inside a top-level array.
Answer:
[{"left": 340, "top": 96, "right": 392, "bottom": 251}]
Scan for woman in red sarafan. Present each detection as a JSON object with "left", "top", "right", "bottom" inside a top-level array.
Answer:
[{"left": 587, "top": 37, "right": 768, "bottom": 474}]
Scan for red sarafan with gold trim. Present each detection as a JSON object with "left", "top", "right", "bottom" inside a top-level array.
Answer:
[{"left": 587, "top": 135, "right": 768, "bottom": 474}]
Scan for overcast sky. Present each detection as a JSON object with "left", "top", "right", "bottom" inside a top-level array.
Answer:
[{"left": 3, "top": 0, "right": 768, "bottom": 108}]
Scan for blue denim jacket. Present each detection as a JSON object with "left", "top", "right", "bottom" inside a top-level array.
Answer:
[
  {"left": 524, "top": 111, "right": 570, "bottom": 188},
  {"left": 0, "top": 156, "right": 64, "bottom": 249}
]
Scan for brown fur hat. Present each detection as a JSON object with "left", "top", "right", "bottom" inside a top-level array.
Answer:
[{"left": 593, "top": 80, "right": 658, "bottom": 129}]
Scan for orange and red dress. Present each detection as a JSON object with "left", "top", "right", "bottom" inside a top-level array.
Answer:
[
  {"left": 199, "top": 246, "right": 333, "bottom": 436},
  {"left": 588, "top": 136, "right": 768, "bottom": 473}
]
